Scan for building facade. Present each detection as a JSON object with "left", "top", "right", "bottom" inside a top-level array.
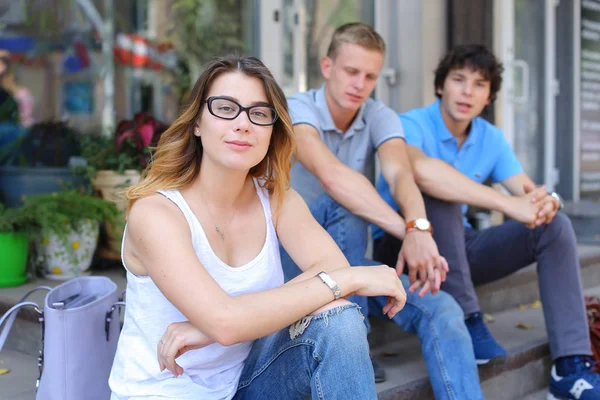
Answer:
[
  {"left": 2, "top": 0, "right": 597, "bottom": 202},
  {"left": 255, "top": 0, "right": 599, "bottom": 203}
]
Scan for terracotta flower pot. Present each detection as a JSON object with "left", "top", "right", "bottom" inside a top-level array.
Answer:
[
  {"left": 91, "top": 169, "right": 140, "bottom": 260},
  {"left": 91, "top": 170, "right": 141, "bottom": 213}
]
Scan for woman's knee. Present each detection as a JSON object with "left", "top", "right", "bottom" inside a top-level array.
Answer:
[
  {"left": 290, "top": 301, "right": 366, "bottom": 341},
  {"left": 310, "top": 299, "right": 353, "bottom": 316},
  {"left": 311, "top": 304, "right": 370, "bottom": 356},
  {"left": 310, "top": 302, "right": 367, "bottom": 339}
]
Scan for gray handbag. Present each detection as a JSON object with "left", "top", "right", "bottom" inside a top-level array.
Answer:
[{"left": 0, "top": 276, "right": 125, "bottom": 400}]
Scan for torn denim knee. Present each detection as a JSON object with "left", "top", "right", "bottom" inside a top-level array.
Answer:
[{"left": 288, "top": 303, "right": 364, "bottom": 340}]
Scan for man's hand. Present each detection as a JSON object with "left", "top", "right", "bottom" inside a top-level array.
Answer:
[
  {"left": 523, "top": 184, "right": 559, "bottom": 225},
  {"left": 396, "top": 231, "right": 449, "bottom": 297},
  {"left": 158, "top": 321, "right": 214, "bottom": 377},
  {"left": 502, "top": 185, "right": 547, "bottom": 228}
]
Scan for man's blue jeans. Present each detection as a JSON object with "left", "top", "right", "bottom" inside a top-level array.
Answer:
[
  {"left": 234, "top": 303, "right": 377, "bottom": 399},
  {"left": 280, "top": 194, "right": 484, "bottom": 400}
]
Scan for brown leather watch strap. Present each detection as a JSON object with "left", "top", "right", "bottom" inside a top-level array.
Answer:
[{"left": 406, "top": 219, "right": 433, "bottom": 233}]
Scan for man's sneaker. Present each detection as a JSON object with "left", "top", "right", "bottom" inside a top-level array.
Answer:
[
  {"left": 371, "top": 357, "right": 386, "bottom": 383},
  {"left": 548, "top": 356, "right": 600, "bottom": 400},
  {"left": 464, "top": 312, "right": 507, "bottom": 365}
]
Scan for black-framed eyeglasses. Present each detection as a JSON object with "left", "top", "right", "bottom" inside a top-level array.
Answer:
[{"left": 202, "top": 96, "right": 278, "bottom": 126}]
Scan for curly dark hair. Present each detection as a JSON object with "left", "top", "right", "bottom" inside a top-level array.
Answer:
[{"left": 434, "top": 44, "right": 504, "bottom": 103}]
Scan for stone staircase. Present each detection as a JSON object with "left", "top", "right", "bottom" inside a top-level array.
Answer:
[
  {"left": 370, "top": 244, "right": 600, "bottom": 399},
  {"left": 1, "top": 246, "right": 600, "bottom": 399}
]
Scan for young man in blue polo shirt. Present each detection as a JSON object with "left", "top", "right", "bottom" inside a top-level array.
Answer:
[
  {"left": 375, "top": 44, "right": 600, "bottom": 399},
  {"left": 282, "top": 23, "right": 485, "bottom": 399}
]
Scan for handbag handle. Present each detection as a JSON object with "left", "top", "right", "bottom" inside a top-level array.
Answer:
[
  {"left": 105, "top": 301, "right": 126, "bottom": 342},
  {"left": 0, "top": 285, "right": 50, "bottom": 351},
  {"left": 0, "top": 301, "right": 45, "bottom": 389}
]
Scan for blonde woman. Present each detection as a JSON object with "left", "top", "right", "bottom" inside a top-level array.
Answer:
[{"left": 108, "top": 55, "right": 406, "bottom": 400}]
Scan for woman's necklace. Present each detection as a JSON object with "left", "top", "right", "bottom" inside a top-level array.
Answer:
[{"left": 198, "top": 190, "right": 229, "bottom": 241}]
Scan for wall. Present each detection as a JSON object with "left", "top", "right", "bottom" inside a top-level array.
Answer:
[{"left": 375, "top": 0, "right": 447, "bottom": 113}]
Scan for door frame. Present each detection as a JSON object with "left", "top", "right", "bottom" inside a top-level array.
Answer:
[{"left": 499, "top": 0, "right": 558, "bottom": 191}]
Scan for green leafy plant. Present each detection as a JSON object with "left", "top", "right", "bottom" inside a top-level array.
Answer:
[
  {"left": 78, "top": 133, "right": 142, "bottom": 179},
  {"left": 1, "top": 190, "right": 121, "bottom": 276},
  {"left": 19, "top": 190, "right": 121, "bottom": 240},
  {"left": 79, "top": 113, "right": 167, "bottom": 180},
  {"left": 0, "top": 203, "right": 38, "bottom": 236}
]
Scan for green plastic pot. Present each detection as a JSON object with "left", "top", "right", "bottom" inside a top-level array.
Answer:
[{"left": 0, "top": 232, "right": 29, "bottom": 287}]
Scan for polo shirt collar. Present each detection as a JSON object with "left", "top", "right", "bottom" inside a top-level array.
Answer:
[
  {"left": 428, "top": 99, "right": 479, "bottom": 147},
  {"left": 315, "top": 85, "right": 366, "bottom": 134}
]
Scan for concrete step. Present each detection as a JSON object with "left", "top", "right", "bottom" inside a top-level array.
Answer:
[
  {"left": 522, "top": 388, "right": 550, "bottom": 400},
  {"left": 368, "top": 245, "right": 600, "bottom": 349},
  {"left": 476, "top": 245, "right": 600, "bottom": 315},
  {"left": 372, "top": 285, "right": 600, "bottom": 400},
  {"left": 1, "top": 246, "right": 599, "bottom": 399},
  {"left": 0, "top": 350, "right": 37, "bottom": 400}
]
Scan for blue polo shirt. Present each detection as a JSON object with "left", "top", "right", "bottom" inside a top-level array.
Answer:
[
  {"left": 372, "top": 99, "right": 523, "bottom": 240},
  {"left": 288, "top": 85, "right": 404, "bottom": 204}
]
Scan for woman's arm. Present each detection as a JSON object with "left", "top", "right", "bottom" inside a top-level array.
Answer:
[
  {"left": 273, "top": 188, "right": 352, "bottom": 284},
  {"left": 128, "top": 194, "right": 405, "bottom": 347}
]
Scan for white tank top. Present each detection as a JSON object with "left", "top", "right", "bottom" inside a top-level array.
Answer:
[{"left": 109, "top": 179, "right": 284, "bottom": 400}]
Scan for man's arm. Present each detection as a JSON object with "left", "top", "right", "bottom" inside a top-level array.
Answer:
[
  {"left": 502, "top": 173, "right": 559, "bottom": 225},
  {"left": 377, "top": 138, "right": 426, "bottom": 221},
  {"left": 407, "top": 145, "right": 544, "bottom": 225},
  {"left": 378, "top": 138, "right": 448, "bottom": 296},
  {"left": 293, "top": 123, "right": 405, "bottom": 240}
]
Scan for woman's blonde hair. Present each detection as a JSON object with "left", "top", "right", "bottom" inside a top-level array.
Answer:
[{"left": 126, "top": 55, "right": 295, "bottom": 211}]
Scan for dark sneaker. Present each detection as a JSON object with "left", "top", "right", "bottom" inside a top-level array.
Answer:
[
  {"left": 372, "top": 357, "right": 386, "bottom": 383},
  {"left": 465, "top": 312, "right": 507, "bottom": 365},
  {"left": 549, "top": 356, "right": 600, "bottom": 400}
]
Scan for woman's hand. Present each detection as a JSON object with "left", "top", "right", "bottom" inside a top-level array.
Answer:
[
  {"left": 350, "top": 265, "right": 407, "bottom": 319},
  {"left": 157, "top": 321, "right": 214, "bottom": 376}
]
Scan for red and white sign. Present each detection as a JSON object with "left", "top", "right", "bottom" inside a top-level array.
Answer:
[{"left": 114, "top": 33, "right": 176, "bottom": 70}]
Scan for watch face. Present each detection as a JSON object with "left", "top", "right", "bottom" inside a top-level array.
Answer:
[
  {"left": 551, "top": 192, "right": 564, "bottom": 209},
  {"left": 415, "top": 218, "right": 431, "bottom": 230}
]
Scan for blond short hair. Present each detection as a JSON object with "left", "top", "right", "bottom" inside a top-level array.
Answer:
[{"left": 326, "top": 22, "right": 386, "bottom": 59}]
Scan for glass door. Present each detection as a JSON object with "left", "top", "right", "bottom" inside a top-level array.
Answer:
[
  {"left": 501, "top": 0, "right": 558, "bottom": 189},
  {"left": 263, "top": 0, "right": 375, "bottom": 96}
]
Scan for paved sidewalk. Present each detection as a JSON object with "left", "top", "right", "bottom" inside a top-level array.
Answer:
[{"left": 0, "top": 350, "right": 36, "bottom": 400}]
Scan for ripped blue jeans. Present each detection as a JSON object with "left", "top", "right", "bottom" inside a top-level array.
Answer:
[
  {"left": 281, "top": 194, "right": 484, "bottom": 400},
  {"left": 234, "top": 304, "right": 377, "bottom": 400}
]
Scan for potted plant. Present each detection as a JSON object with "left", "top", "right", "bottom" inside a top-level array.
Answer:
[
  {"left": 0, "top": 203, "right": 36, "bottom": 287},
  {"left": 80, "top": 113, "right": 168, "bottom": 212},
  {"left": 79, "top": 114, "right": 167, "bottom": 261},
  {"left": 20, "top": 190, "right": 121, "bottom": 280},
  {"left": 79, "top": 133, "right": 142, "bottom": 213}
]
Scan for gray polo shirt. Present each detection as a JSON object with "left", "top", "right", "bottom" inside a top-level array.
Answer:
[{"left": 287, "top": 85, "right": 405, "bottom": 204}]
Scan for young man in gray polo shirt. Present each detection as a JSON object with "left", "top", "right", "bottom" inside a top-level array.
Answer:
[{"left": 281, "top": 22, "right": 485, "bottom": 399}]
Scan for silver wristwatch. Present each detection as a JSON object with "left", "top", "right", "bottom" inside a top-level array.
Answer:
[
  {"left": 317, "top": 271, "right": 341, "bottom": 300},
  {"left": 550, "top": 191, "right": 564, "bottom": 210}
]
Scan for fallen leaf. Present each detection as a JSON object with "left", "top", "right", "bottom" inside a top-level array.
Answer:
[
  {"left": 518, "top": 300, "right": 542, "bottom": 311},
  {"left": 516, "top": 322, "right": 535, "bottom": 330},
  {"left": 0, "top": 368, "right": 9, "bottom": 375},
  {"left": 483, "top": 313, "right": 495, "bottom": 323}
]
